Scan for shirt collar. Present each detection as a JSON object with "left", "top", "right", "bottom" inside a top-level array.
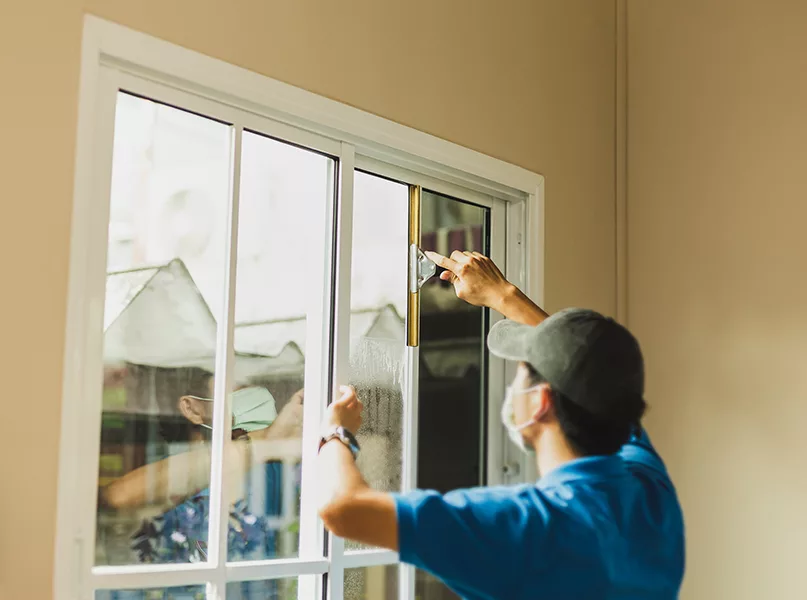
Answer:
[{"left": 537, "top": 454, "right": 626, "bottom": 489}]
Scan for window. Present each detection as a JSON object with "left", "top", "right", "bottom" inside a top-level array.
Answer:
[{"left": 58, "top": 16, "right": 542, "bottom": 600}]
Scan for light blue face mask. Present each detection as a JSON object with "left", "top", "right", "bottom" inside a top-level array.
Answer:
[
  {"left": 191, "top": 386, "right": 278, "bottom": 432},
  {"left": 501, "top": 383, "right": 542, "bottom": 454}
]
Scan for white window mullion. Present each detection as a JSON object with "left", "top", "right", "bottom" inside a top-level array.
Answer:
[
  {"left": 227, "top": 558, "right": 330, "bottom": 582},
  {"left": 206, "top": 124, "right": 243, "bottom": 600},
  {"left": 341, "top": 550, "right": 399, "bottom": 569},
  {"left": 325, "top": 142, "right": 357, "bottom": 600},
  {"left": 91, "top": 563, "right": 217, "bottom": 591},
  {"left": 509, "top": 196, "right": 541, "bottom": 484},
  {"left": 328, "top": 536, "right": 346, "bottom": 599},
  {"left": 399, "top": 347, "right": 420, "bottom": 600},
  {"left": 294, "top": 146, "right": 346, "bottom": 600},
  {"left": 487, "top": 200, "right": 508, "bottom": 486}
]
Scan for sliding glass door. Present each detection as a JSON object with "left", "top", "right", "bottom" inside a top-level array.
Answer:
[{"left": 76, "top": 65, "right": 513, "bottom": 600}]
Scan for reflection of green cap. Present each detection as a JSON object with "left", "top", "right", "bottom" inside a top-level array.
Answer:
[
  {"left": 195, "top": 387, "right": 278, "bottom": 432},
  {"left": 488, "top": 309, "right": 645, "bottom": 420}
]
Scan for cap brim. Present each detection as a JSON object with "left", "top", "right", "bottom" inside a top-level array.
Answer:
[{"left": 487, "top": 319, "right": 535, "bottom": 362}]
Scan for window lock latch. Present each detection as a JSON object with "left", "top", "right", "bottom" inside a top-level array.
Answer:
[
  {"left": 409, "top": 245, "right": 436, "bottom": 293},
  {"left": 502, "top": 462, "right": 521, "bottom": 477}
]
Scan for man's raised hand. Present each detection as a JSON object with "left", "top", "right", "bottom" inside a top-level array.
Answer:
[{"left": 425, "top": 250, "right": 514, "bottom": 311}]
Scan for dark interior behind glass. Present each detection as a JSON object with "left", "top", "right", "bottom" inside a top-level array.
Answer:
[{"left": 415, "top": 190, "right": 489, "bottom": 600}]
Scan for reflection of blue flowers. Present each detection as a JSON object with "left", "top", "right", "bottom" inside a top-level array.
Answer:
[
  {"left": 131, "top": 492, "right": 277, "bottom": 563},
  {"left": 228, "top": 497, "right": 278, "bottom": 558},
  {"left": 122, "top": 463, "right": 292, "bottom": 600}
]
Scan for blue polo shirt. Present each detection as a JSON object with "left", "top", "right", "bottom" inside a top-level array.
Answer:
[{"left": 393, "top": 431, "right": 685, "bottom": 599}]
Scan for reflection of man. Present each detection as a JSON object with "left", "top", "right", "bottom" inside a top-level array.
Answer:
[
  {"left": 100, "top": 381, "right": 304, "bottom": 563},
  {"left": 102, "top": 384, "right": 303, "bottom": 511},
  {"left": 316, "top": 251, "right": 685, "bottom": 599},
  {"left": 179, "top": 385, "right": 279, "bottom": 440}
]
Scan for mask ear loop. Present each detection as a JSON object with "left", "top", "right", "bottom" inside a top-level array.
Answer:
[
  {"left": 179, "top": 395, "right": 213, "bottom": 429},
  {"left": 509, "top": 383, "right": 545, "bottom": 431},
  {"left": 510, "top": 383, "right": 544, "bottom": 396},
  {"left": 513, "top": 418, "right": 536, "bottom": 432}
]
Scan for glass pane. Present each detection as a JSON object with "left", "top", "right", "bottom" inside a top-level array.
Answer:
[
  {"left": 226, "top": 576, "right": 317, "bottom": 600},
  {"left": 344, "top": 565, "right": 399, "bottom": 599},
  {"left": 414, "top": 575, "right": 461, "bottom": 600},
  {"left": 416, "top": 190, "right": 489, "bottom": 600},
  {"left": 95, "top": 586, "right": 205, "bottom": 600},
  {"left": 228, "top": 131, "right": 335, "bottom": 560},
  {"left": 96, "top": 92, "right": 231, "bottom": 566},
  {"left": 345, "top": 171, "right": 409, "bottom": 550}
]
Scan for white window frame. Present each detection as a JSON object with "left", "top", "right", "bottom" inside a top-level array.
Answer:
[{"left": 56, "top": 15, "right": 544, "bottom": 600}]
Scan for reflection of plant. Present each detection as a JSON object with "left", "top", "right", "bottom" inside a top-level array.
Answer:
[
  {"left": 284, "top": 577, "right": 298, "bottom": 600},
  {"left": 142, "top": 592, "right": 203, "bottom": 600},
  {"left": 105, "top": 588, "right": 204, "bottom": 600}
]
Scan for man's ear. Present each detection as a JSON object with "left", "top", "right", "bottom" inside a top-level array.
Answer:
[
  {"left": 531, "top": 383, "right": 554, "bottom": 423},
  {"left": 179, "top": 395, "right": 207, "bottom": 426}
]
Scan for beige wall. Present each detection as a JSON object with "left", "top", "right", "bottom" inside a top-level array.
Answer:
[
  {"left": 0, "top": 1, "right": 617, "bottom": 598},
  {"left": 628, "top": 1, "right": 807, "bottom": 598}
]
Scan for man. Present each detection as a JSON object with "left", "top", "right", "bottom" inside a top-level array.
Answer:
[{"left": 316, "top": 251, "right": 685, "bottom": 599}]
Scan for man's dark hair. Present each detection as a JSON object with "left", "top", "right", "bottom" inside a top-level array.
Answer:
[{"left": 524, "top": 362, "right": 646, "bottom": 456}]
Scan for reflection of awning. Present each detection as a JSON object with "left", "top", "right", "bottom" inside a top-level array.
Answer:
[
  {"left": 104, "top": 260, "right": 303, "bottom": 382},
  {"left": 104, "top": 259, "right": 480, "bottom": 382},
  {"left": 238, "top": 305, "right": 407, "bottom": 387}
]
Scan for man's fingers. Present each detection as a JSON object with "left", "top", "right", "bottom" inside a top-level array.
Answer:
[
  {"left": 439, "top": 270, "right": 455, "bottom": 282},
  {"left": 450, "top": 250, "right": 471, "bottom": 264},
  {"left": 335, "top": 385, "right": 364, "bottom": 413},
  {"left": 336, "top": 385, "right": 356, "bottom": 403},
  {"left": 425, "top": 250, "right": 460, "bottom": 274}
]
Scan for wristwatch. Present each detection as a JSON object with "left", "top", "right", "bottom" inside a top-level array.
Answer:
[{"left": 318, "top": 426, "right": 361, "bottom": 460}]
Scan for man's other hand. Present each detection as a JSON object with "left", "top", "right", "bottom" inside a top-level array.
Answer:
[
  {"left": 326, "top": 385, "right": 363, "bottom": 434},
  {"left": 425, "top": 250, "right": 515, "bottom": 311}
]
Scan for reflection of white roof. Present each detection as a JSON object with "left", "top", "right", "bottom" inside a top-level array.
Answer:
[
  {"left": 235, "top": 304, "right": 404, "bottom": 356},
  {"left": 104, "top": 260, "right": 303, "bottom": 381},
  {"left": 105, "top": 260, "right": 218, "bottom": 367},
  {"left": 104, "top": 259, "right": 479, "bottom": 382},
  {"left": 237, "top": 305, "right": 407, "bottom": 387}
]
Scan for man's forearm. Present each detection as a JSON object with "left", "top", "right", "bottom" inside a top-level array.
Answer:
[
  {"left": 494, "top": 284, "right": 549, "bottom": 326},
  {"left": 316, "top": 440, "right": 369, "bottom": 508},
  {"left": 315, "top": 438, "right": 399, "bottom": 549}
]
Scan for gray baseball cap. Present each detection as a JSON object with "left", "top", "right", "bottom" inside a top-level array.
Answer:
[{"left": 488, "top": 308, "right": 645, "bottom": 418}]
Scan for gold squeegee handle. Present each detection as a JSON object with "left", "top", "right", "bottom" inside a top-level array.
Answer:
[{"left": 406, "top": 185, "right": 422, "bottom": 347}]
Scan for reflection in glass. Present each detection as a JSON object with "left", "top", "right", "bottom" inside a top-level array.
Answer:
[
  {"left": 96, "top": 586, "right": 205, "bottom": 600},
  {"left": 95, "top": 94, "right": 334, "bottom": 569},
  {"left": 416, "top": 190, "right": 489, "bottom": 600},
  {"left": 226, "top": 576, "right": 316, "bottom": 600},
  {"left": 344, "top": 565, "right": 399, "bottom": 599},
  {"left": 226, "top": 131, "right": 334, "bottom": 561},
  {"left": 345, "top": 171, "right": 409, "bottom": 550},
  {"left": 96, "top": 93, "right": 231, "bottom": 566}
]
